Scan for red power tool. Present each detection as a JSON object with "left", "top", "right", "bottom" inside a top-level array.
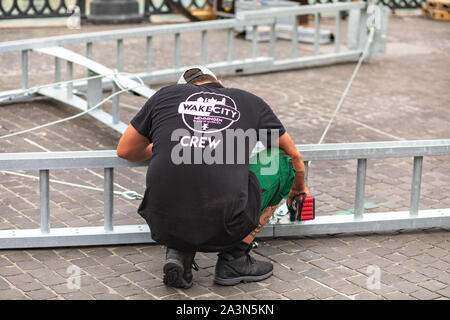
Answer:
[{"left": 288, "top": 193, "right": 315, "bottom": 221}]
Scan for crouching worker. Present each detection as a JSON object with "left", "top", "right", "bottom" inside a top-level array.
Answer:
[{"left": 116, "top": 67, "right": 309, "bottom": 288}]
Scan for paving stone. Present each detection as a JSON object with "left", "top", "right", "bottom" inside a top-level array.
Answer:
[
  {"left": 0, "top": 266, "right": 23, "bottom": 277},
  {"left": 61, "top": 291, "right": 93, "bottom": 300},
  {"left": 382, "top": 291, "right": 416, "bottom": 300},
  {"left": 84, "top": 248, "right": 113, "bottom": 259},
  {"left": 235, "top": 281, "right": 264, "bottom": 293},
  {"left": 400, "top": 272, "right": 431, "bottom": 284},
  {"left": 250, "top": 289, "right": 285, "bottom": 300},
  {"left": 434, "top": 272, "right": 450, "bottom": 285},
  {"left": 301, "top": 267, "right": 330, "bottom": 280},
  {"left": 0, "top": 288, "right": 28, "bottom": 300},
  {"left": 16, "top": 260, "right": 45, "bottom": 271},
  {"left": 320, "top": 250, "right": 347, "bottom": 262},
  {"left": 4, "top": 251, "right": 32, "bottom": 263},
  {"left": 127, "top": 293, "right": 156, "bottom": 300},
  {"left": 138, "top": 278, "right": 167, "bottom": 289},
  {"left": 194, "top": 258, "right": 216, "bottom": 269},
  {"left": 379, "top": 273, "right": 403, "bottom": 286},
  {"left": 113, "top": 284, "right": 145, "bottom": 297},
  {"left": 33, "top": 272, "right": 67, "bottom": 286},
  {"left": 56, "top": 249, "right": 86, "bottom": 260},
  {"left": 436, "top": 286, "right": 450, "bottom": 298},
  {"left": 0, "top": 257, "right": 12, "bottom": 267},
  {"left": 148, "top": 285, "right": 178, "bottom": 298},
  {"left": 282, "top": 289, "right": 314, "bottom": 300},
  {"left": 417, "top": 267, "right": 442, "bottom": 279},
  {"left": 410, "top": 289, "right": 441, "bottom": 300},
  {"left": 194, "top": 294, "right": 225, "bottom": 300},
  {"left": 335, "top": 284, "right": 369, "bottom": 296},
  {"left": 267, "top": 279, "right": 300, "bottom": 294},
  {"left": 309, "top": 258, "right": 339, "bottom": 270},
  {"left": 278, "top": 243, "right": 303, "bottom": 254},
  {"left": 418, "top": 280, "right": 447, "bottom": 292},
  {"left": 41, "top": 259, "right": 72, "bottom": 269},
  {"left": 0, "top": 277, "right": 11, "bottom": 290},
  {"left": 161, "top": 293, "right": 191, "bottom": 300},
  {"left": 81, "top": 284, "right": 110, "bottom": 296},
  {"left": 26, "top": 288, "right": 58, "bottom": 300},
  {"left": 101, "top": 276, "right": 130, "bottom": 288},
  {"left": 225, "top": 293, "right": 257, "bottom": 300},
  {"left": 182, "top": 284, "right": 211, "bottom": 298},
  {"left": 93, "top": 293, "right": 124, "bottom": 300},
  {"left": 316, "top": 276, "right": 349, "bottom": 288},
  {"left": 83, "top": 265, "right": 115, "bottom": 279},
  {"left": 31, "top": 251, "right": 59, "bottom": 262},
  {"left": 122, "top": 270, "right": 154, "bottom": 282},
  {"left": 394, "top": 281, "right": 422, "bottom": 294},
  {"left": 346, "top": 275, "right": 370, "bottom": 288},
  {"left": 50, "top": 283, "right": 81, "bottom": 295},
  {"left": 122, "top": 253, "right": 152, "bottom": 264},
  {"left": 254, "top": 245, "right": 283, "bottom": 257},
  {"left": 99, "top": 255, "right": 129, "bottom": 266},
  {"left": 327, "top": 266, "right": 360, "bottom": 279},
  {"left": 310, "top": 286, "right": 340, "bottom": 299},
  {"left": 413, "top": 254, "right": 438, "bottom": 264},
  {"left": 70, "top": 257, "right": 100, "bottom": 268},
  {"left": 353, "top": 291, "right": 383, "bottom": 300},
  {"left": 110, "top": 264, "right": 140, "bottom": 275},
  {"left": 429, "top": 260, "right": 450, "bottom": 271},
  {"left": 296, "top": 250, "right": 321, "bottom": 262}
]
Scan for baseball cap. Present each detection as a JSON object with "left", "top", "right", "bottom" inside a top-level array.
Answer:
[{"left": 177, "top": 66, "right": 217, "bottom": 84}]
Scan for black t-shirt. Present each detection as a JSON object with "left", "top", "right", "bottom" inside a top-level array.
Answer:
[{"left": 131, "top": 82, "right": 285, "bottom": 252}]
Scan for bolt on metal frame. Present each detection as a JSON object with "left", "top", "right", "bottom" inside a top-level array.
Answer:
[{"left": 0, "top": 140, "right": 449, "bottom": 249}]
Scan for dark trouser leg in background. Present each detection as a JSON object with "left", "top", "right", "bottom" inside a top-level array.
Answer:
[
  {"left": 163, "top": 247, "right": 197, "bottom": 289},
  {"left": 214, "top": 149, "right": 295, "bottom": 286}
]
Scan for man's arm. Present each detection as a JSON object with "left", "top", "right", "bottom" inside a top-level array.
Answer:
[
  {"left": 116, "top": 124, "right": 153, "bottom": 162},
  {"left": 277, "top": 132, "right": 309, "bottom": 205}
]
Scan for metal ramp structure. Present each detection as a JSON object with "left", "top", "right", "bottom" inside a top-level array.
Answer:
[
  {"left": 0, "top": 2, "right": 389, "bottom": 136},
  {"left": 35, "top": 46, "right": 155, "bottom": 134},
  {"left": 0, "top": 140, "right": 449, "bottom": 249}
]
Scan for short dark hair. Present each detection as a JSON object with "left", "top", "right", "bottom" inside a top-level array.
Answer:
[{"left": 183, "top": 68, "right": 216, "bottom": 84}]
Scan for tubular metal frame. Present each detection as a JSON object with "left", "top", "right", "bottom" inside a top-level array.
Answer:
[
  {"left": 0, "top": 140, "right": 449, "bottom": 249},
  {"left": 0, "top": 2, "right": 385, "bottom": 136}
]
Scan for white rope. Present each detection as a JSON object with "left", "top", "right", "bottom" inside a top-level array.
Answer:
[
  {"left": 0, "top": 72, "right": 145, "bottom": 140},
  {"left": 317, "top": 26, "right": 377, "bottom": 145},
  {"left": 0, "top": 71, "right": 146, "bottom": 200},
  {"left": 0, "top": 170, "right": 143, "bottom": 200}
]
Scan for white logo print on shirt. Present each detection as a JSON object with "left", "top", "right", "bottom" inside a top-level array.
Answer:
[{"left": 178, "top": 92, "right": 240, "bottom": 134}]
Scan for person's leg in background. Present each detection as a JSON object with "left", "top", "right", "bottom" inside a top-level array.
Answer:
[
  {"left": 163, "top": 248, "right": 197, "bottom": 289},
  {"left": 214, "top": 148, "right": 295, "bottom": 285}
]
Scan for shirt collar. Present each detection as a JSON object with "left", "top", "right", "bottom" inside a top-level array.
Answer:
[{"left": 198, "top": 82, "right": 224, "bottom": 89}]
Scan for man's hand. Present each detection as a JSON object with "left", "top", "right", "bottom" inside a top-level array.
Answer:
[
  {"left": 287, "top": 186, "right": 310, "bottom": 207},
  {"left": 117, "top": 124, "right": 153, "bottom": 162}
]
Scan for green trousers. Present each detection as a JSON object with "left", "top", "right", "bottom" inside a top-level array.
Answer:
[{"left": 249, "top": 148, "right": 295, "bottom": 214}]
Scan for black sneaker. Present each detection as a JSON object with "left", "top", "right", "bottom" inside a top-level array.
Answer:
[
  {"left": 214, "top": 251, "right": 273, "bottom": 286},
  {"left": 163, "top": 247, "right": 197, "bottom": 289}
]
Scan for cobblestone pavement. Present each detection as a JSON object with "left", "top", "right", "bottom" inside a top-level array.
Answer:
[{"left": 0, "top": 13, "right": 449, "bottom": 299}]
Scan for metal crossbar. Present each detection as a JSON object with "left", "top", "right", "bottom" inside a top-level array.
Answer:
[{"left": 0, "top": 140, "right": 449, "bottom": 249}]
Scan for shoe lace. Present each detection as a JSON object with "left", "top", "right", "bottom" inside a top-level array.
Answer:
[
  {"left": 247, "top": 254, "right": 256, "bottom": 264},
  {"left": 192, "top": 260, "right": 199, "bottom": 271}
]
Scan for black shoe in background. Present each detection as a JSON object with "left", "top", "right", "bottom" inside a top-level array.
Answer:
[{"left": 163, "top": 247, "right": 197, "bottom": 289}]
